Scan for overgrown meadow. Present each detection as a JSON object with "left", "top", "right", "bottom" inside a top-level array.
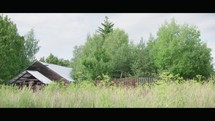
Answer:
[
  {"left": 1, "top": 76, "right": 215, "bottom": 108},
  {"left": 1, "top": 15, "right": 215, "bottom": 108}
]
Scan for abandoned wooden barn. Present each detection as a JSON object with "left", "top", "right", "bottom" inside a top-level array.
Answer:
[{"left": 8, "top": 61, "right": 74, "bottom": 91}]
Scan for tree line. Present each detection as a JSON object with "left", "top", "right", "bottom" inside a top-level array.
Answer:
[
  {"left": 70, "top": 17, "right": 214, "bottom": 81},
  {"left": 0, "top": 15, "right": 214, "bottom": 84},
  {"left": 39, "top": 53, "right": 70, "bottom": 67}
]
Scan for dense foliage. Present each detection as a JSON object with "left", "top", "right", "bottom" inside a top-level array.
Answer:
[
  {"left": 0, "top": 15, "right": 213, "bottom": 83},
  {"left": 71, "top": 28, "right": 132, "bottom": 81},
  {"left": 152, "top": 19, "right": 213, "bottom": 78},
  {"left": 0, "top": 15, "right": 40, "bottom": 82},
  {"left": 40, "top": 53, "right": 70, "bottom": 67},
  {"left": 71, "top": 17, "right": 214, "bottom": 81}
]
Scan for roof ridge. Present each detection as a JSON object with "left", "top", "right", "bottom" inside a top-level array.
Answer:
[{"left": 39, "top": 61, "right": 72, "bottom": 69}]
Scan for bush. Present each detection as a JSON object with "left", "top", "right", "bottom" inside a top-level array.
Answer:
[
  {"left": 99, "top": 74, "right": 111, "bottom": 87},
  {"left": 0, "top": 79, "right": 4, "bottom": 84},
  {"left": 159, "top": 71, "right": 184, "bottom": 83},
  {"left": 195, "top": 75, "right": 205, "bottom": 83}
]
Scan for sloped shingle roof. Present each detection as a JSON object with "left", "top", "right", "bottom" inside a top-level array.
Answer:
[
  {"left": 40, "top": 62, "right": 74, "bottom": 82},
  {"left": 8, "top": 70, "right": 53, "bottom": 84},
  {"left": 8, "top": 61, "right": 74, "bottom": 84},
  {"left": 27, "top": 70, "right": 53, "bottom": 84}
]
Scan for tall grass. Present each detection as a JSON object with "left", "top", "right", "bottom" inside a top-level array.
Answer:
[{"left": 1, "top": 79, "right": 215, "bottom": 108}]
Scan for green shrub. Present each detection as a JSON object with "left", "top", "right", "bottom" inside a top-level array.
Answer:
[{"left": 158, "top": 71, "right": 184, "bottom": 83}]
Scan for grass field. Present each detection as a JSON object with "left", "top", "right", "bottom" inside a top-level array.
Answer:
[{"left": 1, "top": 79, "right": 215, "bottom": 108}]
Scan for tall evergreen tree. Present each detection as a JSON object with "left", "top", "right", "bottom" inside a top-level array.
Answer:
[{"left": 97, "top": 16, "right": 114, "bottom": 39}]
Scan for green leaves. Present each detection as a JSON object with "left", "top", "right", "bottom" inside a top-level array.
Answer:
[
  {"left": 97, "top": 16, "right": 114, "bottom": 39},
  {"left": 71, "top": 17, "right": 130, "bottom": 81},
  {"left": 71, "top": 17, "right": 213, "bottom": 82},
  {"left": 130, "top": 35, "right": 157, "bottom": 77},
  {"left": 40, "top": 53, "right": 70, "bottom": 67},
  {"left": 24, "top": 29, "right": 40, "bottom": 63},
  {"left": 71, "top": 26, "right": 132, "bottom": 81},
  {"left": 0, "top": 15, "right": 26, "bottom": 82},
  {"left": 152, "top": 18, "right": 213, "bottom": 78},
  {"left": 0, "top": 15, "right": 40, "bottom": 83}
]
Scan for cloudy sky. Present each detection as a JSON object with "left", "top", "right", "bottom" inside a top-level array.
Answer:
[{"left": 3, "top": 13, "right": 215, "bottom": 64}]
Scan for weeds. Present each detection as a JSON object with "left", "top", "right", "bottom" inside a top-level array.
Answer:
[{"left": 1, "top": 77, "right": 215, "bottom": 108}]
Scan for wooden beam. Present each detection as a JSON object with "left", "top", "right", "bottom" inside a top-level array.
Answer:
[
  {"left": 23, "top": 74, "right": 31, "bottom": 78},
  {"left": 27, "top": 79, "right": 40, "bottom": 81},
  {"left": 16, "top": 79, "right": 42, "bottom": 84},
  {"left": 13, "top": 71, "right": 28, "bottom": 83}
]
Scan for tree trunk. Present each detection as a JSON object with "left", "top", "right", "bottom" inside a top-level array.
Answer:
[{"left": 120, "top": 71, "right": 123, "bottom": 79}]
